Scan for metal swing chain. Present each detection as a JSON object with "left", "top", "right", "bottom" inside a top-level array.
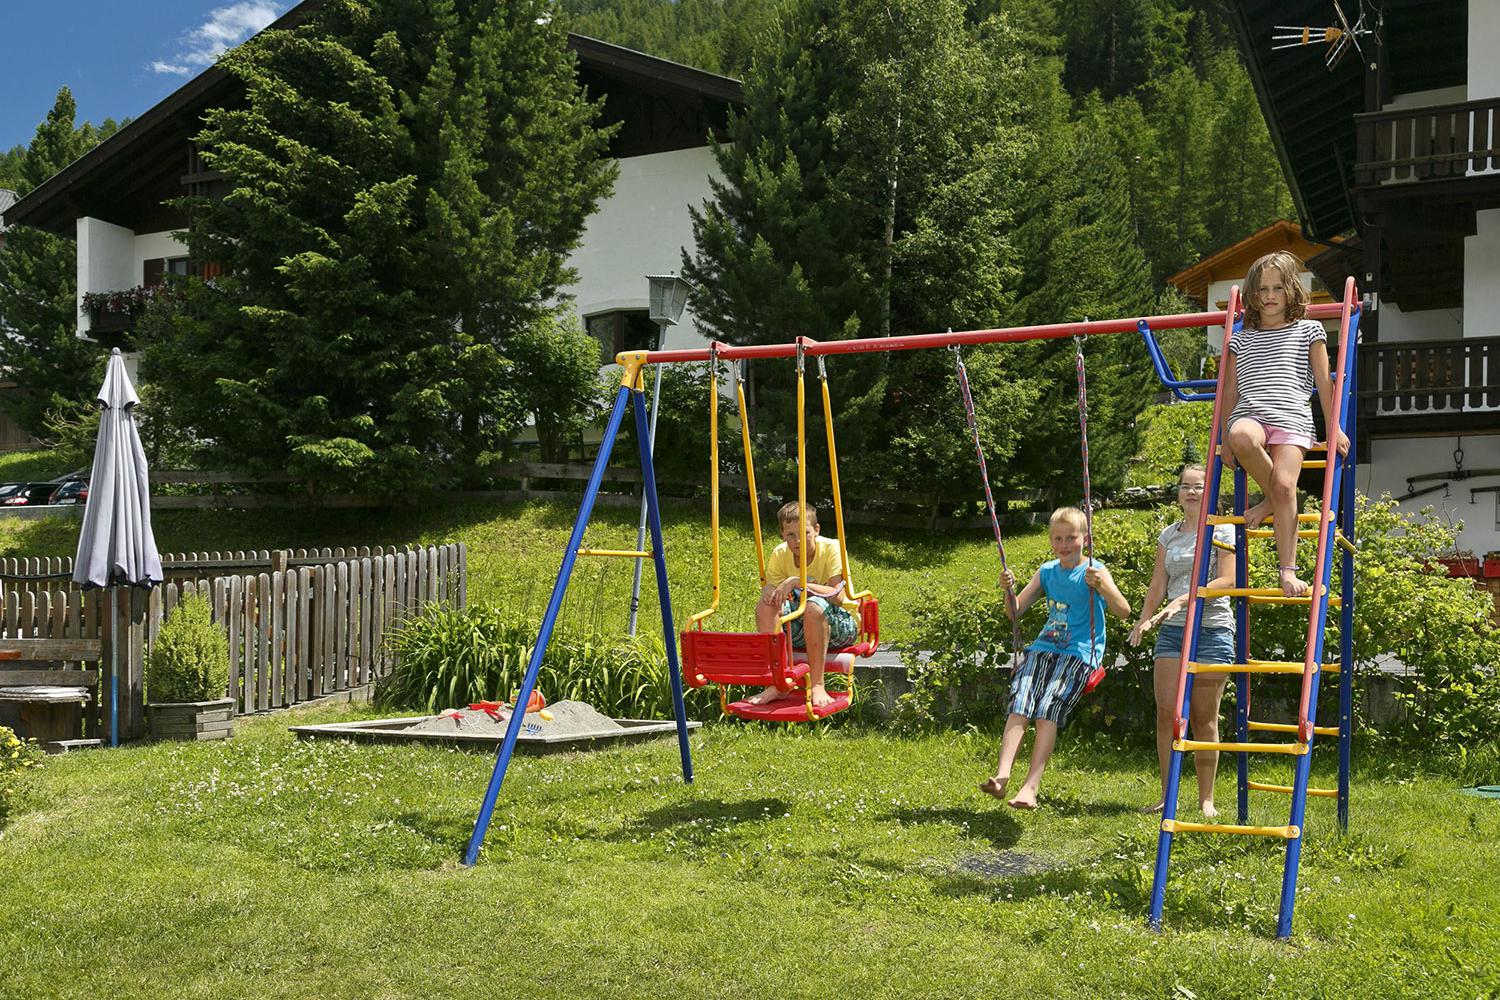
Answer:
[
  {"left": 1075, "top": 331, "right": 1099, "bottom": 673},
  {"left": 951, "top": 344, "right": 1022, "bottom": 664}
]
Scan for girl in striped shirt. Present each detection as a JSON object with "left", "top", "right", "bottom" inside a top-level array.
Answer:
[{"left": 1221, "top": 251, "right": 1349, "bottom": 597}]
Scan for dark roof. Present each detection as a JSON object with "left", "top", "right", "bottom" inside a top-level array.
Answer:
[
  {"left": 1228, "top": 0, "right": 1468, "bottom": 239},
  {"left": 5, "top": 0, "right": 743, "bottom": 235}
]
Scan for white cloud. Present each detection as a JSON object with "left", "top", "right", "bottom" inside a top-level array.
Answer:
[{"left": 150, "top": 2, "right": 287, "bottom": 76}]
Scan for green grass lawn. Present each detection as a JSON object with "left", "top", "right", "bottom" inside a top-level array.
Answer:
[
  {"left": 1, "top": 704, "right": 1495, "bottom": 999},
  {"left": 0, "top": 497, "right": 1055, "bottom": 645}
]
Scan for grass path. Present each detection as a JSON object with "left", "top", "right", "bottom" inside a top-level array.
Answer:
[{"left": 1, "top": 703, "right": 1495, "bottom": 999}]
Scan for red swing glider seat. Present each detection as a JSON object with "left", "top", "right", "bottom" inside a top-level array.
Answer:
[
  {"left": 682, "top": 595, "right": 879, "bottom": 721},
  {"left": 682, "top": 342, "right": 879, "bottom": 722}
]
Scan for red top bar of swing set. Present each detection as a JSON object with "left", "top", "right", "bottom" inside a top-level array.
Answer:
[{"left": 622, "top": 302, "right": 1351, "bottom": 366}]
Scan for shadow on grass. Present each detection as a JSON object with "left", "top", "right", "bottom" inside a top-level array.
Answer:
[
  {"left": 881, "top": 805, "right": 1023, "bottom": 849},
  {"left": 605, "top": 796, "right": 793, "bottom": 842},
  {"left": 1044, "top": 792, "right": 1142, "bottom": 818},
  {"left": 393, "top": 809, "right": 477, "bottom": 857}
]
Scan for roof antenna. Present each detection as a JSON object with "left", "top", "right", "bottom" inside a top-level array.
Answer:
[{"left": 1272, "top": 0, "right": 1375, "bottom": 70}]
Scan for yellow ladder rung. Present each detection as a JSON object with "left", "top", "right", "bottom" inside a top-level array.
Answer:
[
  {"left": 1242, "top": 528, "right": 1357, "bottom": 554},
  {"left": 1188, "top": 659, "right": 1296, "bottom": 677},
  {"left": 1198, "top": 587, "right": 1341, "bottom": 607},
  {"left": 1206, "top": 513, "right": 1322, "bottom": 526},
  {"left": 1189, "top": 661, "right": 1297, "bottom": 675},
  {"left": 1302, "top": 459, "right": 1327, "bottom": 469},
  {"left": 1248, "top": 720, "right": 1340, "bottom": 736},
  {"left": 576, "top": 548, "right": 653, "bottom": 558},
  {"left": 1161, "top": 818, "right": 1301, "bottom": 838},
  {"left": 1247, "top": 593, "right": 1342, "bottom": 606},
  {"left": 1247, "top": 781, "right": 1338, "bottom": 798},
  {"left": 1174, "top": 738, "right": 1308, "bottom": 755},
  {"left": 1246, "top": 658, "right": 1341, "bottom": 674}
]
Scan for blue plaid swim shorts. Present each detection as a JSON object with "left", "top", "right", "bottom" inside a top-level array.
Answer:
[{"left": 780, "top": 590, "right": 859, "bottom": 651}]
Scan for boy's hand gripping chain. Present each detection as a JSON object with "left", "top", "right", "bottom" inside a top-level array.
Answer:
[
  {"left": 1075, "top": 332, "right": 1103, "bottom": 693},
  {"left": 951, "top": 344, "right": 1023, "bottom": 666}
]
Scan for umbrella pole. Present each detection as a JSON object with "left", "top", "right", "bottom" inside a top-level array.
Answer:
[{"left": 110, "top": 586, "right": 119, "bottom": 748}]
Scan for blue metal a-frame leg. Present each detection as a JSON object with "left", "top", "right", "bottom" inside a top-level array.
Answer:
[{"left": 462, "top": 377, "right": 693, "bottom": 867}]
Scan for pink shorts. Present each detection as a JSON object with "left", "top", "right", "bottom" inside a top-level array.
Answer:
[{"left": 1230, "top": 417, "right": 1314, "bottom": 452}]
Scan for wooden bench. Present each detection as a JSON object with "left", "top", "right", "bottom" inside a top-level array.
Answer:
[{"left": 0, "top": 638, "right": 106, "bottom": 752}]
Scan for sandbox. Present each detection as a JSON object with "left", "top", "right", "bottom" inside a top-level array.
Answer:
[{"left": 288, "top": 699, "right": 699, "bottom": 754}]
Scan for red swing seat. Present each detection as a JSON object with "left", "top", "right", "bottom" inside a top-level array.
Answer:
[{"left": 681, "top": 597, "right": 878, "bottom": 722}]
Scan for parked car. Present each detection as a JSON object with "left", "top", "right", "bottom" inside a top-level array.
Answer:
[
  {"left": 1, "top": 483, "right": 62, "bottom": 506},
  {"left": 47, "top": 479, "right": 89, "bottom": 505}
]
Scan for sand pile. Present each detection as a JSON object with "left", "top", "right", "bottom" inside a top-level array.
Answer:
[{"left": 408, "top": 700, "right": 626, "bottom": 739}]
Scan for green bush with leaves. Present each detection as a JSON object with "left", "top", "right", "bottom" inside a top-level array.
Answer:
[
  {"left": 0, "top": 725, "right": 45, "bottom": 827},
  {"left": 147, "top": 595, "right": 230, "bottom": 704},
  {"left": 901, "top": 494, "right": 1500, "bottom": 750},
  {"left": 380, "top": 604, "right": 719, "bottom": 721}
]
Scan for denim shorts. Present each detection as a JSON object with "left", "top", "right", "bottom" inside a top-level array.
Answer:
[{"left": 1154, "top": 623, "right": 1236, "bottom": 665}]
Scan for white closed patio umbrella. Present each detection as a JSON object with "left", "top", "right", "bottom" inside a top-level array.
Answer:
[{"left": 73, "top": 348, "right": 162, "bottom": 745}]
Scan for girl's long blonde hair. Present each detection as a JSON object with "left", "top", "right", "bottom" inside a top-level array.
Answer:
[{"left": 1243, "top": 251, "right": 1310, "bottom": 329}]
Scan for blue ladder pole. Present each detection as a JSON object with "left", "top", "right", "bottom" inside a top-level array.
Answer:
[
  {"left": 462, "top": 385, "right": 634, "bottom": 867},
  {"left": 631, "top": 380, "right": 693, "bottom": 784},
  {"left": 1234, "top": 466, "right": 1250, "bottom": 825},
  {"left": 1338, "top": 311, "right": 1360, "bottom": 831}
]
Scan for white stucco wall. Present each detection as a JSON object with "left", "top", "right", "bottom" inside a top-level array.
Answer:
[
  {"left": 1378, "top": 302, "right": 1463, "bottom": 342},
  {"left": 76, "top": 216, "right": 137, "bottom": 334},
  {"left": 1466, "top": 210, "right": 1500, "bottom": 329},
  {"left": 1382, "top": 86, "right": 1467, "bottom": 111},
  {"left": 135, "top": 231, "right": 187, "bottom": 281},
  {"left": 566, "top": 146, "right": 718, "bottom": 351},
  {"left": 1366, "top": 435, "right": 1500, "bottom": 556},
  {"left": 1471, "top": 3, "right": 1500, "bottom": 102}
]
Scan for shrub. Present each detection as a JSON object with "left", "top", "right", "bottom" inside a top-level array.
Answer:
[
  {"left": 380, "top": 604, "right": 720, "bottom": 721},
  {"left": 900, "top": 494, "right": 1500, "bottom": 749},
  {"left": 0, "top": 725, "right": 45, "bottom": 827},
  {"left": 147, "top": 595, "right": 230, "bottom": 704}
]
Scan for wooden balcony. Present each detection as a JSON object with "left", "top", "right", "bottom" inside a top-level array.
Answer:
[
  {"left": 1358, "top": 337, "right": 1500, "bottom": 437},
  {"left": 1355, "top": 96, "right": 1500, "bottom": 191}
]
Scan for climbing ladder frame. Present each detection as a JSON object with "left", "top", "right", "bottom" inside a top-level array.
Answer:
[{"left": 1140, "top": 277, "right": 1361, "bottom": 939}]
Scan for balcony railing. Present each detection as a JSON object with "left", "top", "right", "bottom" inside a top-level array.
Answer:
[
  {"left": 1354, "top": 96, "right": 1500, "bottom": 187},
  {"left": 1358, "top": 337, "right": 1500, "bottom": 416}
]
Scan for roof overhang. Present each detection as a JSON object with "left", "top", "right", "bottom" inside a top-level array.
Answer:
[
  {"left": 1227, "top": 0, "right": 1467, "bottom": 240},
  {"left": 4, "top": 0, "right": 742, "bottom": 236}
]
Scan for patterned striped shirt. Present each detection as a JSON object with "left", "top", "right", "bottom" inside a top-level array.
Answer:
[{"left": 1227, "top": 318, "right": 1326, "bottom": 437}]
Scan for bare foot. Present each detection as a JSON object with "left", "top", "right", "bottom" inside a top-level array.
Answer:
[
  {"left": 978, "top": 776, "right": 1009, "bottom": 801},
  {"left": 1244, "top": 498, "right": 1273, "bottom": 529},
  {"left": 1140, "top": 800, "right": 1165, "bottom": 815},
  {"left": 745, "top": 685, "right": 782, "bottom": 706},
  {"left": 1201, "top": 800, "right": 1219, "bottom": 818},
  {"left": 1278, "top": 567, "right": 1309, "bottom": 598},
  {"left": 1008, "top": 789, "right": 1039, "bottom": 810},
  {"left": 809, "top": 684, "right": 834, "bottom": 710}
]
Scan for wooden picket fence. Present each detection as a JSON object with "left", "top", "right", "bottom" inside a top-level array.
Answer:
[{"left": 0, "top": 544, "right": 465, "bottom": 743}]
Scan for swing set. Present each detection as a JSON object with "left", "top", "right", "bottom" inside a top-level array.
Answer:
[{"left": 462, "top": 299, "right": 1357, "bottom": 887}]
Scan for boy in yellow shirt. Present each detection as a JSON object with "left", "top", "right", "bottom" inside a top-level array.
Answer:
[{"left": 747, "top": 502, "right": 861, "bottom": 709}]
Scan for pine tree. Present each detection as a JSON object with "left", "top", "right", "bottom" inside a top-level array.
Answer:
[
  {"left": 0, "top": 89, "right": 117, "bottom": 436},
  {"left": 140, "top": 0, "right": 616, "bottom": 487},
  {"left": 683, "top": 0, "right": 1040, "bottom": 500}
]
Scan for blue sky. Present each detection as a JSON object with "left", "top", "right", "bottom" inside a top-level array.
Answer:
[{"left": 3, "top": 1, "right": 293, "bottom": 153}]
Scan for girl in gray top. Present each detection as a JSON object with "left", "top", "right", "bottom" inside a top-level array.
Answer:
[{"left": 1129, "top": 464, "right": 1238, "bottom": 817}]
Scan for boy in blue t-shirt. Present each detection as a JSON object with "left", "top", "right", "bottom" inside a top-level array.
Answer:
[{"left": 979, "top": 506, "right": 1131, "bottom": 809}]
